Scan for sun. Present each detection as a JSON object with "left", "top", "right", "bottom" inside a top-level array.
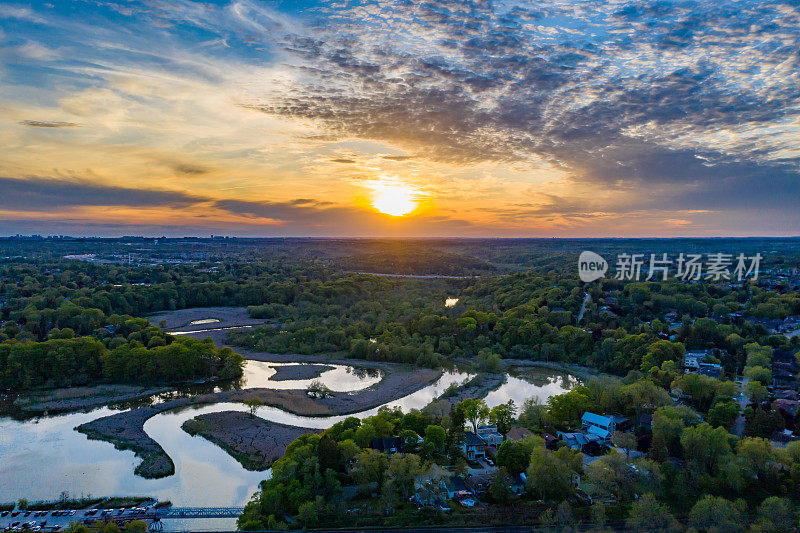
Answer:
[{"left": 366, "top": 178, "right": 424, "bottom": 216}]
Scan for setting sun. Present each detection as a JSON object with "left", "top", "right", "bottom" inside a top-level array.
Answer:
[{"left": 366, "top": 178, "right": 424, "bottom": 216}]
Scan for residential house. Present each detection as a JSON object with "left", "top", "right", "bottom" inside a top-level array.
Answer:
[
  {"left": 557, "top": 431, "right": 604, "bottom": 456},
  {"left": 697, "top": 362, "right": 723, "bottom": 379},
  {"left": 684, "top": 349, "right": 716, "bottom": 371},
  {"left": 581, "top": 412, "right": 616, "bottom": 442},
  {"left": 442, "top": 476, "right": 469, "bottom": 499},
  {"left": 477, "top": 424, "right": 503, "bottom": 447},
  {"left": 506, "top": 427, "right": 534, "bottom": 442},
  {"left": 465, "top": 473, "right": 492, "bottom": 495},
  {"left": 369, "top": 437, "right": 403, "bottom": 454},
  {"left": 609, "top": 414, "right": 632, "bottom": 432},
  {"left": 462, "top": 431, "right": 487, "bottom": 460}
]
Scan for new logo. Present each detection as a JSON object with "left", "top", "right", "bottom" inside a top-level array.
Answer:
[{"left": 578, "top": 251, "right": 608, "bottom": 282}]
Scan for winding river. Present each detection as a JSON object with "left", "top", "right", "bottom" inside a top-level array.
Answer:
[{"left": 0, "top": 360, "right": 576, "bottom": 530}]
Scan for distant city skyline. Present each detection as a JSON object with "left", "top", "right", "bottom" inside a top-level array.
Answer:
[{"left": 1, "top": 0, "right": 799, "bottom": 237}]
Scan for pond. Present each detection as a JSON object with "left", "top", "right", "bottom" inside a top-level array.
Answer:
[{"left": 0, "top": 365, "right": 575, "bottom": 528}]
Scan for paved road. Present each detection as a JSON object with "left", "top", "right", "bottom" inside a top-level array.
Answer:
[{"left": 733, "top": 377, "right": 749, "bottom": 437}]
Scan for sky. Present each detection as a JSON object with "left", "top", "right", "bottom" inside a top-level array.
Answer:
[{"left": 1, "top": 0, "right": 799, "bottom": 238}]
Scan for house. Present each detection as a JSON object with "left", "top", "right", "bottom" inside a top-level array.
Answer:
[
  {"left": 510, "top": 473, "right": 527, "bottom": 495},
  {"left": 609, "top": 414, "right": 632, "bottom": 432},
  {"left": 442, "top": 476, "right": 469, "bottom": 499},
  {"left": 465, "top": 473, "right": 492, "bottom": 494},
  {"left": 462, "top": 431, "right": 486, "bottom": 460},
  {"left": 370, "top": 437, "right": 403, "bottom": 454},
  {"left": 684, "top": 349, "right": 716, "bottom": 371},
  {"left": 477, "top": 424, "right": 503, "bottom": 447},
  {"left": 581, "top": 412, "right": 616, "bottom": 441},
  {"left": 697, "top": 362, "right": 723, "bottom": 379},
  {"left": 506, "top": 427, "right": 534, "bottom": 442},
  {"left": 557, "top": 431, "right": 604, "bottom": 455}
]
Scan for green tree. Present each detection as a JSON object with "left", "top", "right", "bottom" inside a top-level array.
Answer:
[
  {"left": 547, "top": 386, "right": 593, "bottom": 426},
  {"left": 753, "top": 497, "right": 796, "bottom": 533},
  {"left": 352, "top": 448, "right": 388, "bottom": 489},
  {"left": 489, "top": 400, "right": 517, "bottom": 435},
  {"left": 383, "top": 453, "right": 423, "bottom": 502},
  {"left": 125, "top": 521, "right": 148, "bottom": 533},
  {"left": 526, "top": 442, "right": 581, "bottom": 502},
  {"left": 244, "top": 397, "right": 264, "bottom": 417},
  {"left": 297, "top": 500, "right": 319, "bottom": 527},
  {"left": 423, "top": 424, "right": 446, "bottom": 455},
  {"left": 745, "top": 381, "right": 768, "bottom": 405},
  {"left": 708, "top": 400, "right": 741, "bottom": 430},
  {"left": 496, "top": 436, "right": 538, "bottom": 475},
  {"left": 457, "top": 398, "right": 490, "bottom": 434},
  {"left": 651, "top": 405, "right": 700, "bottom": 459},
  {"left": 612, "top": 430, "right": 637, "bottom": 461},
  {"left": 626, "top": 493, "right": 678, "bottom": 531},
  {"left": 688, "top": 495, "right": 746, "bottom": 533}
]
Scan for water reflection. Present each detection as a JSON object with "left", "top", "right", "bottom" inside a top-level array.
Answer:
[
  {"left": 188, "top": 319, "right": 220, "bottom": 326},
  {"left": 0, "top": 366, "right": 575, "bottom": 509},
  {"left": 484, "top": 368, "right": 579, "bottom": 408},
  {"left": 236, "top": 362, "right": 382, "bottom": 392}
]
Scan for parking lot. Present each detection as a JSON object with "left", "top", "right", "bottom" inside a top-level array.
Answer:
[{"left": 0, "top": 505, "right": 156, "bottom": 531}]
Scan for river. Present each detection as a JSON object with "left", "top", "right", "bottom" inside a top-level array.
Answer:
[{"left": 0, "top": 361, "right": 576, "bottom": 530}]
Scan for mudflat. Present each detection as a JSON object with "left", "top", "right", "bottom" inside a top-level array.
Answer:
[
  {"left": 182, "top": 411, "right": 321, "bottom": 470},
  {"left": 147, "top": 307, "right": 267, "bottom": 332},
  {"left": 268, "top": 364, "right": 336, "bottom": 381}
]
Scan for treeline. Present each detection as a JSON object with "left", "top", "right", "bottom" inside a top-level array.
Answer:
[
  {"left": 0, "top": 334, "right": 244, "bottom": 390},
  {"left": 0, "top": 257, "right": 327, "bottom": 342},
  {"left": 239, "top": 368, "right": 800, "bottom": 531},
  {"left": 233, "top": 271, "right": 799, "bottom": 375}
]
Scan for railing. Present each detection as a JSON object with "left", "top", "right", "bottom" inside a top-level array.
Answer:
[{"left": 155, "top": 507, "right": 244, "bottom": 518}]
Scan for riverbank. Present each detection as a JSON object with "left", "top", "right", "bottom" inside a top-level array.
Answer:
[
  {"left": 182, "top": 411, "right": 321, "bottom": 470},
  {"left": 11, "top": 384, "right": 173, "bottom": 416},
  {"left": 75, "top": 365, "right": 441, "bottom": 479}
]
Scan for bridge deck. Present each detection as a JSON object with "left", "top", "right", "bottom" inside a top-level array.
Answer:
[{"left": 156, "top": 507, "right": 244, "bottom": 519}]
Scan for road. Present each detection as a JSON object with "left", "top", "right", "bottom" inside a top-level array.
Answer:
[
  {"left": 733, "top": 376, "right": 749, "bottom": 437},
  {"left": 576, "top": 292, "right": 591, "bottom": 324}
]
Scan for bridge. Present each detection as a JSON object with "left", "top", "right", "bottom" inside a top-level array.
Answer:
[{"left": 155, "top": 507, "right": 244, "bottom": 519}]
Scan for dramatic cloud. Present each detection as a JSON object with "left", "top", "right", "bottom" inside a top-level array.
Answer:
[
  {"left": 0, "top": 177, "right": 206, "bottom": 210},
  {"left": 246, "top": 0, "right": 800, "bottom": 209},
  {"left": 0, "top": 0, "right": 798, "bottom": 236}
]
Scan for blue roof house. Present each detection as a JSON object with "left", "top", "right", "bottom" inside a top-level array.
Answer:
[{"left": 581, "top": 412, "right": 616, "bottom": 442}]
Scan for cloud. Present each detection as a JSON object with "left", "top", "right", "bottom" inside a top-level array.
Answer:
[
  {"left": 0, "top": 176, "right": 206, "bottom": 211},
  {"left": 2, "top": 0, "right": 799, "bottom": 236},
  {"left": 245, "top": 0, "right": 800, "bottom": 203},
  {"left": 19, "top": 120, "right": 80, "bottom": 128}
]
